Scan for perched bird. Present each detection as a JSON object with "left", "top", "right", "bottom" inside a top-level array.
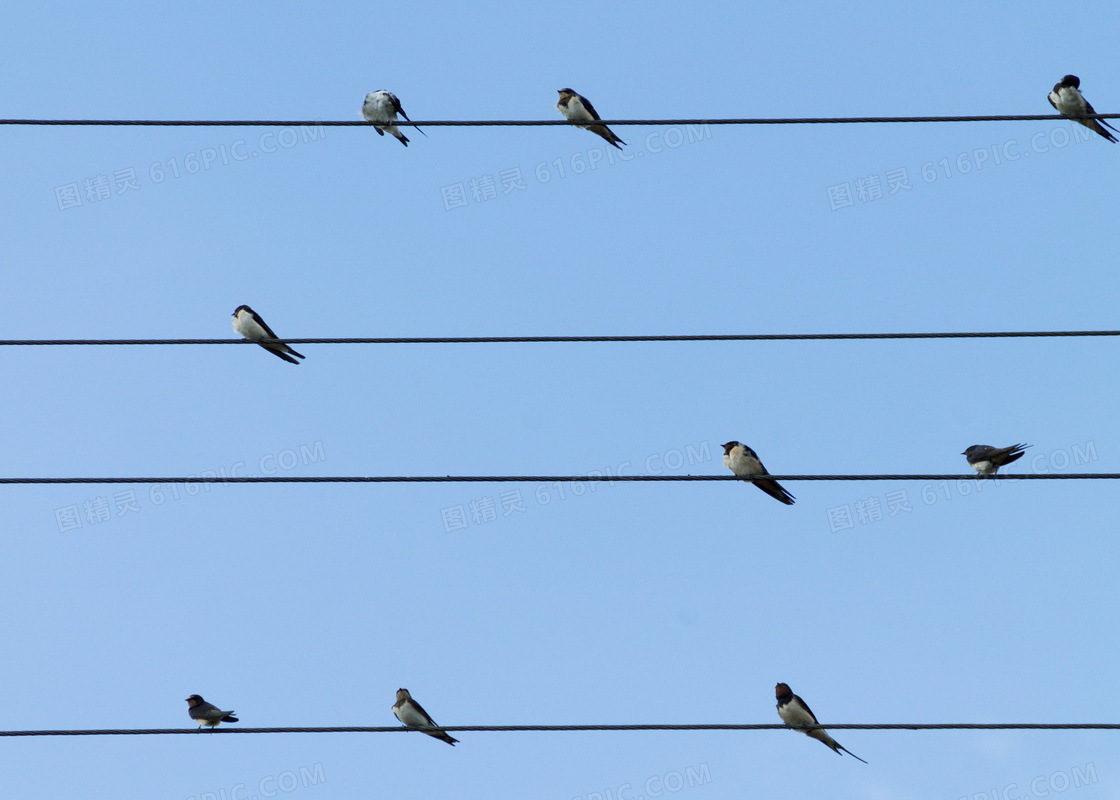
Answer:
[
  {"left": 1048, "top": 75, "right": 1118, "bottom": 143},
  {"left": 556, "top": 88, "right": 626, "bottom": 150},
  {"left": 186, "top": 694, "right": 239, "bottom": 728},
  {"left": 721, "top": 441, "right": 795, "bottom": 505},
  {"left": 231, "top": 305, "right": 305, "bottom": 365},
  {"left": 962, "top": 443, "right": 1031, "bottom": 477},
  {"left": 361, "top": 90, "right": 423, "bottom": 146},
  {"left": 775, "top": 683, "right": 866, "bottom": 764},
  {"left": 392, "top": 688, "right": 459, "bottom": 746}
]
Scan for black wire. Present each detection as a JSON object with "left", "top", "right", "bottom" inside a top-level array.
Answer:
[
  {"left": 9, "top": 107, "right": 1116, "bottom": 755},
  {"left": 0, "top": 330, "right": 1117, "bottom": 347},
  {"left": 8, "top": 108, "right": 1115, "bottom": 750},
  {"left": 2, "top": 475, "right": 1116, "bottom": 485},
  {"left": 2, "top": 722, "right": 1118, "bottom": 736},
  {"left": 1, "top": 114, "right": 1117, "bottom": 127}
]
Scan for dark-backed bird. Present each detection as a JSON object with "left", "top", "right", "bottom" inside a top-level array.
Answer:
[
  {"left": 556, "top": 88, "right": 626, "bottom": 150},
  {"left": 1048, "top": 75, "right": 1118, "bottom": 142},
  {"left": 721, "top": 441, "right": 795, "bottom": 505},
  {"left": 962, "top": 443, "right": 1031, "bottom": 477},
  {"left": 186, "top": 694, "right": 239, "bottom": 728},
  {"left": 392, "top": 688, "right": 459, "bottom": 746},
  {"left": 232, "top": 305, "right": 305, "bottom": 365},
  {"left": 775, "top": 682, "right": 866, "bottom": 763}
]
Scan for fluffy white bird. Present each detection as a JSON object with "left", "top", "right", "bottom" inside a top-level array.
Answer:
[{"left": 361, "top": 90, "right": 423, "bottom": 146}]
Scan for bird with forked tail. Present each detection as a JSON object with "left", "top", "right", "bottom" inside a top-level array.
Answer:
[
  {"left": 962, "top": 443, "right": 1031, "bottom": 477},
  {"left": 186, "top": 694, "right": 239, "bottom": 729},
  {"left": 1048, "top": 75, "right": 1118, "bottom": 143},
  {"left": 721, "top": 441, "right": 795, "bottom": 505},
  {"left": 392, "top": 688, "right": 459, "bottom": 746},
  {"left": 556, "top": 88, "right": 626, "bottom": 150},
  {"left": 775, "top": 682, "right": 866, "bottom": 763}
]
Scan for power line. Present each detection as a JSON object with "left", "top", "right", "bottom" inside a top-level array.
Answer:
[
  {"left": 1, "top": 723, "right": 1117, "bottom": 737},
  {"left": 1, "top": 329, "right": 1117, "bottom": 347},
  {"left": 1, "top": 475, "right": 1115, "bottom": 485},
  {"left": 0, "top": 114, "right": 1117, "bottom": 127},
  {"left": 2, "top": 722, "right": 1118, "bottom": 737}
]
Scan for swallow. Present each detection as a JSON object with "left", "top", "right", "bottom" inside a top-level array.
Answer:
[
  {"left": 1048, "top": 75, "right": 1118, "bottom": 143},
  {"left": 721, "top": 441, "right": 795, "bottom": 505},
  {"left": 962, "top": 443, "right": 1031, "bottom": 477},
  {"left": 361, "top": 90, "right": 424, "bottom": 146},
  {"left": 392, "top": 688, "right": 459, "bottom": 746},
  {"left": 775, "top": 683, "right": 866, "bottom": 763},
  {"left": 186, "top": 694, "right": 239, "bottom": 728},
  {"left": 231, "top": 305, "right": 305, "bottom": 365},
  {"left": 556, "top": 89, "right": 626, "bottom": 150}
]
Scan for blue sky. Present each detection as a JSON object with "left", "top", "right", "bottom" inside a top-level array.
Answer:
[{"left": 3, "top": 2, "right": 1119, "bottom": 798}]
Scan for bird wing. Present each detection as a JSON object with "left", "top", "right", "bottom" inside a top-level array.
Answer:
[{"left": 579, "top": 94, "right": 604, "bottom": 121}]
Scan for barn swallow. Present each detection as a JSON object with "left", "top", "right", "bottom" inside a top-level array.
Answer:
[
  {"left": 231, "top": 305, "right": 305, "bottom": 365},
  {"left": 361, "top": 90, "right": 424, "bottom": 146},
  {"left": 392, "top": 688, "right": 459, "bottom": 746},
  {"left": 556, "top": 89, "right": 626, "bottom": 150},
  {"left": 962, "top": 443, "right": 1031, "bottom": 477},
  {"left": 1048, "top": 75, "right": 1118, "bottom": 142},
  {"left": 721, "top": 441, "right": 795, "bottom": 505},
  {"left": 775, "top": 683, "right": 866, "bottom": 763},
  {"left": 186, "top": 694, "right": 239, "bottom": 728}
]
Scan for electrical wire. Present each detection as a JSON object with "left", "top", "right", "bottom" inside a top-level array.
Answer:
[
  {"left": 0, "top": 330, "right": 1117, "bottom": 347},
  {"left": 9, "top": 95, "right": 1120, "bottom": 772},
  {"left": 2, "top": 475, "right": 1116, "bottom": 485},
  {"left": 2, "top": 722, "right": 1118, "bottom": 737},
  {"left": 8, "top": 105, "right": 1117, "bottom": 757},
  {"left": 1, "top": 114, "right": 1118, "bottom": 127}
]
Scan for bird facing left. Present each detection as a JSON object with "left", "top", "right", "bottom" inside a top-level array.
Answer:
[{"left": 186, "top": 694, "right": 239, "bottom": 729}]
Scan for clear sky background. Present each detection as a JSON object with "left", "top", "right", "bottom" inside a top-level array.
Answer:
[{"left": 3, "top": 2, "right": 1118, "bottom": 799}]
